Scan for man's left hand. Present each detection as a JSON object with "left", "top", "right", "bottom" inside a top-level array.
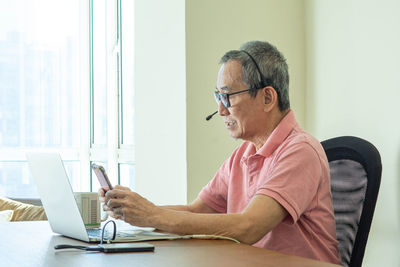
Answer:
[{"left": 104, "top": 187, "right": 159, "bottom": 227}]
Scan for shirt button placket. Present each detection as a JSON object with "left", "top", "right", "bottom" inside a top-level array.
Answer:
[{"left": 247, "top": 157, "right": 260, "bottom": 198}]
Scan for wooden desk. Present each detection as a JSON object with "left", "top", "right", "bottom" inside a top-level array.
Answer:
[{"left": 0, "top": 221, "right": 342, "bottom": 267}]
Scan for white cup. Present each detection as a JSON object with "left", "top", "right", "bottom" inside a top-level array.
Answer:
[{"left": 74, "top": 192, "right": 100, "bottom": 228}]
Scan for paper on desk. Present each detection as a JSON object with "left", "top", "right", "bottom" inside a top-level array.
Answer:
[
  {"left": 101, "top": 219, "right": 182, "bottom": 242},
  {"left": 111, "top": 219, "right": 156, "bottom": 232}
]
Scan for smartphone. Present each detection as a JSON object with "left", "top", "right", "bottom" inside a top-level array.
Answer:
[{"left": 92, "top": 163, "right": 113, "bottom": 191}]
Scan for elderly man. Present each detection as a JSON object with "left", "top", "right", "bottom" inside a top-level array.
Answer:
[{"left": 101, "top": 41, "right": 341, "bottom": 264}]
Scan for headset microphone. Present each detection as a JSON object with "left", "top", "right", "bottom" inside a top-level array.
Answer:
[{"left": 205, "top": 111, "right": 218, "bottom": 121}]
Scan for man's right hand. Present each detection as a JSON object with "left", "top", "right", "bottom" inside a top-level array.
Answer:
[
  {"left": 98, "top": 185, "right": 131, "bottom": 220},
  {"left": 98, "top": 187, "right": 107, "bottom": 203},
  {"left": 98, "top": 185, "right": 131, "bottom": 202}
]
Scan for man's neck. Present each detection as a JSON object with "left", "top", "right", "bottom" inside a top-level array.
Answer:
[{"left": 252, "top": 109, "right": 290, "bottom": 151}]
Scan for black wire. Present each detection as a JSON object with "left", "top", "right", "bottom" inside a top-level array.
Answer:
[
  {"left": 100, "top": 220, "right": 117, "bottom": 244},
  {"left": 54, "top": 220, "right": 117, "bottom": 251},
  {"left": 54, "top": 244, "right": 102, "bottom": 251},
  {"left": 54, "top": 245, "right": 88, "bottom": 250}
]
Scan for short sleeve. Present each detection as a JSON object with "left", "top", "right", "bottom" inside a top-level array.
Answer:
[
  {"left": 257, "top": 142, "right": 322, "bottom": 224},
  {"left": 198, "top": 158, "right": 230, "bottom": 213}
]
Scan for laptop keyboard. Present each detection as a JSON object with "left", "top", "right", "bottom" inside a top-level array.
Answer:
[{"left": 87, "top": 228, "right": 136, "bottom": 239}]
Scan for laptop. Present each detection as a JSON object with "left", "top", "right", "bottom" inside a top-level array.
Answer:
[{"left": 26, "top": 152, "right": 181, "bottom": 243}]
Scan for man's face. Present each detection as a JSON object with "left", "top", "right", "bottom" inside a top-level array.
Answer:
[{"left": 216, "top": 60, "right": 266, "bottom": 141}]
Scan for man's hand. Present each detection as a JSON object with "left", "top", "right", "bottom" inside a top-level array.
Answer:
[
  {"left": 104, "top": 186, "right": 159, "bottom": 226},
  {"left": 98, "top": 185, "right": 130, "bottom": 203},
  {"left": 98, "top": 187, "right": 108, "bottom": 203},
  {"left": 100, "top": 185, "right": 131, "bottom": 219}
]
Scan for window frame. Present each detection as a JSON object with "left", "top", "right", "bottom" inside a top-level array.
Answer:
[
  {"left": 89, "top": 0, "right": 134, "bottom": 191},
  {"left": 0, "top": 0, "right": 135, "bottom": 196}
]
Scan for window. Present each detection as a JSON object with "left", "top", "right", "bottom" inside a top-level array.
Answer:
[{"left": 0, "top": 0, "right": 135, "bottom": 198}]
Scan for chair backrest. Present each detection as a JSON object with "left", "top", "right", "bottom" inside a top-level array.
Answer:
[{"left": 321, "top": 136, "right": 382, "bottom": 267}]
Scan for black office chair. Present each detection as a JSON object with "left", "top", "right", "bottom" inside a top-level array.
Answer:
[{"left": 321, "top": 136, "right": 382, "bottom": 267}]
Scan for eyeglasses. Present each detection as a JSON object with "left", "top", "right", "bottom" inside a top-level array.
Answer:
[{"left": 214, "top": 88, "right": 262, "bottom": 108}]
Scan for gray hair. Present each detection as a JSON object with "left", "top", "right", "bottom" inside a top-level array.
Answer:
[{"left": 220, "top": 41, "right": 290, "bottom": 111}]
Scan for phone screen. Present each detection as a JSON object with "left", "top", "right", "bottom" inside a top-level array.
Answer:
[{"left": 92, "top": 163, "right": 113, "bottom": 190}]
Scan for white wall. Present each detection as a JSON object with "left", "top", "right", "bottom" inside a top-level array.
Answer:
[
  {"left": 186, "top": 0, "right": 306, "bottom": 202},
  {"left": 306, "top": 0, "right": 400, "bottom": 266},
  {"left": 134, "top": 0, "right": 187, "bottom": 205}
]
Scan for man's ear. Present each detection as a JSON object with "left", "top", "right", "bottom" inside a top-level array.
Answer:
[
  {"left": 264, "top": 89, "right": 272, "bottom": 104},
  {"left": 263, "top": 87, "right": 277, "bottom": 112}
]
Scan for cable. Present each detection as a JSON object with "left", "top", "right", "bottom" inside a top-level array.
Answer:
[
  {"left": 100, "top": 220, "right": 117, "bottom": 244},
  {"left": 54, "top": 220, "right": 117, "bottom": 251},
  {"left": 54, "top": 220, "right": 240, "bottom": 252},
  {"left": 54, "top": 244, "right": 103, "bottom": 252},
  {"left": 184, "top": 234, "right": 240, "bottom": 243}
]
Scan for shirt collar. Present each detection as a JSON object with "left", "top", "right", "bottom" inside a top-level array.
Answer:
[
  {"left": 241, "top": 142, "right": 257, "bottom": 164},
  {"left": 257, "top": 110, "right": 298, "bottom": 158},
  {"left": 241, "top": 110, "right": 298, "bottom": 161}
]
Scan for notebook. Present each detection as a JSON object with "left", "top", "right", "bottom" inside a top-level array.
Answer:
[{"left": 26, "top": 152, "right": 182, "bottom": 243}]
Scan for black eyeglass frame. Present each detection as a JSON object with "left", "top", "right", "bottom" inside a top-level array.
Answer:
[{"left": 214, "top": 87, "right": 263, "bottom": 108}]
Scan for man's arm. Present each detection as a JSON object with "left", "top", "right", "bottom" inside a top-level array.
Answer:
[
  {"left": 156, "top": 194, "right": 287, "bottom": 244},
  {"left": 105, "top": 190, "right": 287, "bottom": 245},
  {"left": 162, "top": 197, "right": 219, "bottom": 213},
  {"left": 100, "top": 186, "right": 217, "bottom": 214}
]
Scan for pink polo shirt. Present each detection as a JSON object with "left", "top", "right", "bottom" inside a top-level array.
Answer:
[{"left": 199, "top": 110, "right": 341, "bottom": 264}]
